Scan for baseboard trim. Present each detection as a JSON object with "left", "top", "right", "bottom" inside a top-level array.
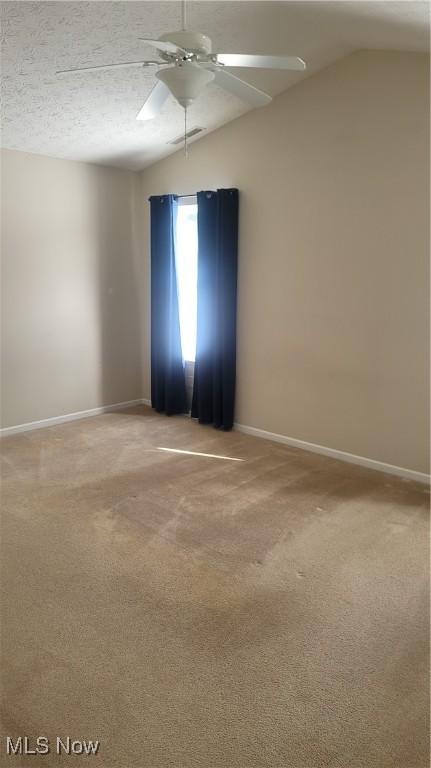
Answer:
[
  {"left": 2, "top": 403, "right": 427, "bottom": 484},
  {"left": 234, "top": 422, "right": 430, "bottom": 485},
  {"left": 0, "top": 398, "right": 151, "bottom": 437}
]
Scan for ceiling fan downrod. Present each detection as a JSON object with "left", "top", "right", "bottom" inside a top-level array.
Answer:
[{"left": 181, "top": 0, "right": 187, "bottom": 32}]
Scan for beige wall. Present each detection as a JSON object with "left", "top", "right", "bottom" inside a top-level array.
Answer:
[
  {"left": 139, "top": 50, "right": 430, "bottom": 474},
  {"left": 1, "top": 149, "right": 143, "bottom": 428}
]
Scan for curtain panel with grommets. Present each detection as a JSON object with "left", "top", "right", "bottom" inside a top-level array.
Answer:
[
  {"left": 149, "top": 194, "right": 188, "bottom": 416},
  {"left": 191, "top": 188, "right": 239, "bottom": 430}
]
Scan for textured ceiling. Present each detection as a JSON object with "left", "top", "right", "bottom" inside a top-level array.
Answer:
[{"left": 1, "top": 1, "right": 429, "bottom": 170}]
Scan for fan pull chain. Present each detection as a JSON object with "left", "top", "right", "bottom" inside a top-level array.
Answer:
[{"left": 184, "top": 106, "right": 188, "bottom": 159}]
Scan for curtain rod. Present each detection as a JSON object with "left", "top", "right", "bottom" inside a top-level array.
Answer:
[{"left": 177, "top": 194, "right": 197, "bottom": 199}]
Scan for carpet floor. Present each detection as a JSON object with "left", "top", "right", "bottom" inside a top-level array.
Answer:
[{"left": 1, "top": 406, "right": 429, "bottom": 768}]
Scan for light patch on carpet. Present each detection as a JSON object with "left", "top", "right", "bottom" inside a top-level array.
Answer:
[{"left": 155, "top": 446, "right": 245, "bottom": 461}]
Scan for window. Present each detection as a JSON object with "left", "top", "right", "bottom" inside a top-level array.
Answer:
[{"left": 174, "top": 197, "right": 198, "bottom": 363}]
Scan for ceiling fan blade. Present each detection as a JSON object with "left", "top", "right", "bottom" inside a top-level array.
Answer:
[
  {"left": 136, "top": 80, "right": 170, "bottom": 120},
  {"left": 57, "top": 60, "right": 159, "bottom": 75},
  {"left": 138, "top": 38, "right": 189, "bottom": 56},
  {"left": 212, "top": 68, "right": 271, "bottom": 108},
  {"left": 216, "top": 54, "right": 306, "bottom": 71}
]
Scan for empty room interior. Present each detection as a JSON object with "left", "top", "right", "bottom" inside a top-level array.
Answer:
[{"left": 1, "top": 1, "right": 430, "bottom": 766}]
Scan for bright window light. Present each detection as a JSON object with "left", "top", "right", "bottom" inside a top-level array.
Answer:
[{"left": 175, "top": 199, "right": 198, "bottom": 363}]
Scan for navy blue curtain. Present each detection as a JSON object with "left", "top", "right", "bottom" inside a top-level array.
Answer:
[
  {"left": 191, "top": 188, "right": 239, "bottom": 430},
  {"left": 149, "top": 195, "right": 188, "bottom": 416}
]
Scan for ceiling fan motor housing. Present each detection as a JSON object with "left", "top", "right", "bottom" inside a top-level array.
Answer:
[
  {"left": 159, "top": 30, "right": 212, "bottom": 55},
  {"left": 156, "top": 61, "right": 215, "bottom": 108}
]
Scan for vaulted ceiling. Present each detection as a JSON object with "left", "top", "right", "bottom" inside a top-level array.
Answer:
[{"left": 1, "top": 1, "right": 429, "bottom": 169}]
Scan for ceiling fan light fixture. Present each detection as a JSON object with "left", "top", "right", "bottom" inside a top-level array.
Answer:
[{"left": 156, "top": 62, "right": 214, "bottom": 108}]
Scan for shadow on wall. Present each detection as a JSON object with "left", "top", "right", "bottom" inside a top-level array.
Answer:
[{"left": 92, "top": 167, "right": 143, "bottom": 409}]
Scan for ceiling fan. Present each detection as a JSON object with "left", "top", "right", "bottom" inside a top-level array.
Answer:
[{"left": 57, "top": 0, "right": 306, "bottom": 122}]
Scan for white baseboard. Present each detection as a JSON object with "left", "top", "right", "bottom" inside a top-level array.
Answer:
[
  {"left": 2, "top": 401, "right": 427, "bottom": 485},
  {"left": 234, "top": 422, "right": 430, "bottom": 485},
  {"left": 0, "top": 398, "right": 152, "bottom": 437}
]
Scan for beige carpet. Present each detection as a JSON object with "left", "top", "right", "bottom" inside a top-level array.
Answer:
[{"left": 1, "top": 405, "right": 429, "bottom": 768}]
